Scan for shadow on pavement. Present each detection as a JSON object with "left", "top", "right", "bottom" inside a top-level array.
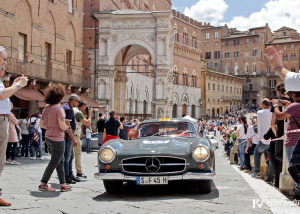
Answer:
[
  {"left": 29, "top": 183, "right": 63, "bottom": 198},
  {"left": 93, "top": 181, "right": 219, "bottom": 201}
]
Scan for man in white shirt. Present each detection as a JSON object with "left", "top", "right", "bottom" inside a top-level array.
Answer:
[
  {"left": 244, "top": 115, "right": 259, "bottom": 173},
  {"left": 251, "top": 99, "right": 273, "bottom": 178}
]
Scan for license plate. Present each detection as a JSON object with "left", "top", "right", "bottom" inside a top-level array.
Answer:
[{"left": 137, "top": 176, "right": 168, "bottom": 185}]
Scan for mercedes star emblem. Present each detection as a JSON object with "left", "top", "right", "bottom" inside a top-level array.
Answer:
[{"left": 145, "top": 157, "right": 161, "bottom": 173}]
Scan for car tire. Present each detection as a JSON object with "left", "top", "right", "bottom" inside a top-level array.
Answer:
[
  {"left": 197, "top": 180, "right": 212, "bottom": 194},
  {"left": 103, "top": 180, "right": 123, "bottom": 194}
]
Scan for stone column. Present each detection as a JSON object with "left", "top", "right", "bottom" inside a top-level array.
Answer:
[
  {"left": 96, "top": 70, "right": 116, "bottom": 115},
  {"left": 153, "top": 69, "right": 169, "bottom": 119},
  {"left": 280, "top": 117, "right": 295, "bottom": 196},
  {"left": 114, "top": 72, "right": 128, "bottom": 115}
]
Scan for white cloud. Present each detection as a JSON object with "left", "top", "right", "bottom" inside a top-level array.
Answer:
[
  {"left": 183, "top": 0, "right": 228, "bottom": 26},
  {"left": 171, "top": 5, "right": 178, "bottom": 11},
  {"left": 221, "top": 0, "right": 300, "bottom": 32}
]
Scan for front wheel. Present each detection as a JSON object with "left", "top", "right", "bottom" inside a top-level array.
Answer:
[
  {"left": 197, "top": 180, "right": 212, "bottom": 194},
  {"left": 103, "top": 180, "right": 123, "bottom": 194}
]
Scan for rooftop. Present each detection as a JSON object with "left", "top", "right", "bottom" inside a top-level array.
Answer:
[{"left": 274, "top": 26, "right": 297, "bottom": 32}]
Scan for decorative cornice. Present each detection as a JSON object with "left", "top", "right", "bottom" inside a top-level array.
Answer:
[
  {"left": 71, "top": 65, "right": 84, "bottom": 71},
  {"left": 59, "top": 0, "right": 69, "bottom": 6},
  {"left": 26, "top": 53, "right": 46, "bottom": 61},
  {"left": 32, "top": 24, "right": 45, "bottom": 31},
  {"left": 73, "top": 7, "right": 84, "bottom": 15},
  {"left": 0, "top": 9, "right": 17, "bottom": 19},
  {"left": 51, "top": 60, "right": 65, "bottom": 66},
  {"left": 75, "top": 42, "right": 84, "bottom": 48},
  {"left": 55, "top": 34, "right": 66, "bottom": 40}
]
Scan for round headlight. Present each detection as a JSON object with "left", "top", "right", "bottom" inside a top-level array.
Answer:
[
  {"left": 193, "top": 146, "right": 209, "bottom": 162},
  {"left": 100, "top": 147, "right": 116, "bottom": 163}
]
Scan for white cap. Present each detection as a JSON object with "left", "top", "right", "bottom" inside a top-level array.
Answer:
[{"left": 285, "top": 72, "right": 300, "bottom": 92}]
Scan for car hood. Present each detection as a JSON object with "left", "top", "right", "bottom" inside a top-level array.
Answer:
[{"left": 122, "top": 137, "right": 194, "bottom": 151}]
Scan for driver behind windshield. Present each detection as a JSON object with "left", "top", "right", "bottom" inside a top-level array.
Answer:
[{"left": 147, "top": 124, "right": 159, "bottom": 136}]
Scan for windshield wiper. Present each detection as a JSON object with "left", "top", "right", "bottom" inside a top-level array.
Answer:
[{"left": 149, "top": 132, "right": 162, "bottom": 137}]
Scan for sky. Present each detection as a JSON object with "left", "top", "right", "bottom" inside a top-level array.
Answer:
[{"left": 171, "top": 0, "right": 300, "bottom": 32}]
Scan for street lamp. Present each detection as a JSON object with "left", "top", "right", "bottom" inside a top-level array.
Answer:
[{"left": 0, "top": 36, "right": 13, "bottom": 58}]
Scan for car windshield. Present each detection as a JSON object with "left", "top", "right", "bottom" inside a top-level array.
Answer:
[{"left": 132, "top": 122, "right": 197, "bottom": 139}]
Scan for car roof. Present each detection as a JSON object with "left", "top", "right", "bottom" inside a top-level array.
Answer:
[{"left": 141, "top": 118, "right": 194, "bottom": 124}]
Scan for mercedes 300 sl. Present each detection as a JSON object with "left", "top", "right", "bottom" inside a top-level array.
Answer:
[{"left": 94, "top": 118, "right": 216, "bottom": 194}]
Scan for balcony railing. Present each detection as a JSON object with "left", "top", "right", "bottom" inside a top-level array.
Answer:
[{"left": 5, "top": 58, "right": 91, "bottom": 88}]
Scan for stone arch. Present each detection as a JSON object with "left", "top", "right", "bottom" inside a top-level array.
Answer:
[
  {"left": 181, "top": 93, "right": 189, "bottom": 105},
  {"left": 173, "top": 92, "right": 179, "bottom": 104},
  {"left": 109, "top": 39, "right": 156, "bottom": 66}
]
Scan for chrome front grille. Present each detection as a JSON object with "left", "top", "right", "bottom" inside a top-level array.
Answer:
[{"left": 120, "top": 156, "right": 188, "bottom": 175}]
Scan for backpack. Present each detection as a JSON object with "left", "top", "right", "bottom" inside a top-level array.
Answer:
[{"left": 29, "top": 118, "right": 40, "bottom": 146}]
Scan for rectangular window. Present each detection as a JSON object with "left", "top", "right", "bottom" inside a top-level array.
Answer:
[
  {"left": 235, "top": 66, "right": 238, "bottom": 75},
  {"left": 226, "top": 41, "right": 229, "bottom": 46},
  {"left": 66, "top": 50, "right": 72, "bottom": 72},
  {"left": 292, "top": 44, "right": 294, "bottom": 49},
  {"left": 226, "top": 86, "right": 228, "bottom": 92},
  {"left": 249, "top": 84, "right": 252, "bottom": 90},
  {"left": 254, "top": 38, "right": 257, "bottom": 43},
  {"left": 192, "top": 78, "right": 196, "bottom": 87},
  {"left": 183, "top": 76, "right": 187, "bottom": 86},
  {"left": 225, "top": 66, "right": 228, "bottom": 74},
  {"left": 225, "top": 52, "right": 230, "bottom": 58},
  {"left": 68, "top": 0, "right": 73, "bottom": 13},
  {"left": 192, "top": 38, "right": 196, "bottom": 48},
  {"left": 218, "top": 85, "right": 220, "bottom": 91},
  {"left": 173, "top": 73, "right": 177, "bottom": 84},
  {"left": 208, "top": 83, "right": 210, "bottom": 90},
  {"left": 45, "top": 43, "right": 51, "bottom": 71},
  {"left": 214, "top": 51, "right": 220, "bottom": 59},
  {"left": 214, "top": 62, "right": 219, "bottom": 68},
  {"left": 222, "top": 85, "right": 224, "bottom": 92},
  {"left": 284, "top": 45, "right": 287, "bottom": 50},
  {"left": 205, "top": 52, "right": 211, "bottom": 59},
  {"left": 296, "top": 35, "right": 299, "bottom": 39},
  {"left": 253, "top": 65, "right": 256, "bottom": 72},
  {"left": 253, "top": 50, "right": 258, "bottom": 56},
  {"left": 234, "top": 39, "right": 239, "bottom": 45},
  {"left": 270, "top": 80, "right": 277, "bottom": 88},
  {"left": 174, "top": 33, "right": 178, "bottom": 42},
  {"left": 206, "top": 33, "right": 209, "bottom": 39},
  {"left": 215, "top": 32, "right": 219, "bottom": 38},
  {"left": 18, "top": 33, "right": 27, "bottom": 61},
  {"left": 183, "top": 35, "right": 187, "bottom": 45},
  {"left": 246, "top": 39, "right": 249, "bottom": 44},
  {"left": 213, "top": 84, "right": 215, "bottom": 91},
  {"left": 266, "top": 67, "right": 270, "bottom": 74},
  {"left": 230, "top": 87, "right": 232, "bottom": 93},
  {"left": 234, "top": 51, "right": 239, "bottom": 58}
]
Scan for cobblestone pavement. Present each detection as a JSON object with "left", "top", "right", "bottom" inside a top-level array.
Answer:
[{"left": 0, "top": 127, "right": 284, "bottom": 214}]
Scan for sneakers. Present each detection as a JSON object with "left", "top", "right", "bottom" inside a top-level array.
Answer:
[
  {"left": 40, "top": 157, "right": 44, "bottom": 160},
  {"left": 5, "top": 160, "right": 11, "bottom": 164},
  {"left": 45, "top": 153, "right": 50, "bottom": 156},
  {"left": 61, "top": 185, "right": 72, "bottom": 192},
  {"left": 30, "top": 157, "right": 36, "bottom": 160},
  {"left": 244, "top": 169, "right": 251, "bottom": 173},
  {"left": 10, "top": 161, "right": 20, "bottom": 165},
  {"left": 251, "top": 172, "right": 262, "bottom": 178},
  {"left": 77, "top": 173, "right": 87, "bottom": 179},
  {"left": 38, "top": 184, "right": 55, "bottom": 192}
]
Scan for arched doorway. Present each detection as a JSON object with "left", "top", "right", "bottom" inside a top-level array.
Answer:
[
  {"left": 172, "top": 104, "right": 177, "bottom": 118},
  {"left": 182, "top": 104, "right": 187, "bottom": 117},
  {"left": 94, "top": 10, "right": 174, "bottom": 118}
]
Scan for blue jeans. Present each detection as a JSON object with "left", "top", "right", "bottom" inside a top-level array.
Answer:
[
  {"left": 238, "top": 139, "right": 247, "bottom": 167},
  {"left": 244, "top": 144, "right": 257, "bottom": 170},
  {"left": 30, "top": 133, "right": 43, "bottom": 158},
  {"left": 6, "top": 142, "right": 18, "bottom": 160},
  {"left": 86, "top": 138, "right": 91, "bottom": 153},
  {"left": 64, "top": 134, "right": 74, "bottom": 177},
  {"left": 253, "top": 142, "right": 273, "bottom": 178},
  {"left": 286, "top": 146, "right": 300, "bottom": 195},
  {"left": 21, "top": 134, "right": 30, "bottom": 157}
]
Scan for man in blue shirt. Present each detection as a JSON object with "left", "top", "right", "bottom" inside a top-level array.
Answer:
[
  {"left": 0, "top": 46, "right": 28, "bottom": 206},
  {"left": 62, "top": 94, "right": 80, "bottom": 184},
  {"left": 119, "top": 116, "right": 139, "bottom": 140}
]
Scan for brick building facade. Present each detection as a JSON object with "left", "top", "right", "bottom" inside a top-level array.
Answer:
[{"left": 0, "top": 0, "right": 94, "bottom": 117}]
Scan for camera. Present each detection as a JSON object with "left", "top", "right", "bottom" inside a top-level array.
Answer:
[{"left": 85, "top": 107, "right": 95, "bottom": 114}]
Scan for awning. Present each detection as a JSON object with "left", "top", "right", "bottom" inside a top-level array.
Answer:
[
  {"left": 38, "top": 92, "right": 105, "bottom": 111},
  {"left": 14, "top": 89, "right": 44, "bottom": 101}
]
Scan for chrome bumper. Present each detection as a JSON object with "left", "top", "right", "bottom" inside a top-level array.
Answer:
[{"left": 94, "top": 172, "right": 215, "bottom": 181}]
